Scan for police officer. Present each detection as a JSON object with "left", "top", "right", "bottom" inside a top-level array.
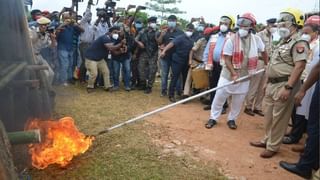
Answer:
[
  {"left": 29, "top": 17, "right": 56, "bottom": 86},
  {"left": 244, "top": 18, "right": 277, "bottom": 116},
  {"left": 135, "top": 17, "right": 160, "bottom": 94},
  {"left": 250, "top": 8, "right": 309, "bottom": 158}
]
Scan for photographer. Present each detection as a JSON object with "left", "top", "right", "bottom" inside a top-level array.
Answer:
[
  {"left": 29, "top": 17, "right": 56, "bottom": 86},
  {"left": 56, "top": 11, "right": 84, "bottom": 86},
  {"left": 84, "top": 26, "right": 125, "bottom": 93},
  {"left": 111, "top": 23, "right": 135, "bottom": 91},
  {"left": 79, "top": 3, "right": 95, "bottom": 83}
]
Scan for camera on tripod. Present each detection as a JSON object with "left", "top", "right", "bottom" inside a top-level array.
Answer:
[{"left": 96, "top": 0, "right": 119, "bottom": 18}]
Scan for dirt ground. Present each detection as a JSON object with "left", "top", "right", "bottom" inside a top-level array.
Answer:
[{"left": 146, "top": 100, "right": 302, "bottom": 180}]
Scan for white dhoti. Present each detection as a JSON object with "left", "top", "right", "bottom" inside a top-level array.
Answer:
[{"left": 210, "top": 76, "right": 250, "bottom": 121}]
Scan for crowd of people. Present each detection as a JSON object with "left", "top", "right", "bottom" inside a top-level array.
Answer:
[{"left": 27, "top": 3, "right": 319, "bottom": 179}]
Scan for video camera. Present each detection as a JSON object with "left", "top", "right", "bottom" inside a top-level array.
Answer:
[
  {"left": 96, "top": 0, "right": 119, "bottom": 18},
  {"left": 46, "top": 26, "right": 55, "bottom": 33}
]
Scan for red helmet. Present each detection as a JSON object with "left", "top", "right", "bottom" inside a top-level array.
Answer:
[
  {"left": 238, "top": 12, "right": 257, "bottom": 27},
  {"left": 305, "top": 15, "right": 320, "bottom": 26}
]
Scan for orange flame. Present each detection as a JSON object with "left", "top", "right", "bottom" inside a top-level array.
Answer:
[{"left": 26, "top": 117, "right": 94, "bottom": 169}]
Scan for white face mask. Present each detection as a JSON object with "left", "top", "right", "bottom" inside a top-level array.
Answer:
[
  {"left": 149, "top": 23, "right": 157, "bottom": 29},
  {"left": 238, "top": 29, "right": 249, "bottom": 37},
  {"left": 269, "top": 27, "right": 277, "bottom": 34},
  {"left": 112, "top": 33, "right": 119, "bottom": 40},
  {"left": 301, "top": 34, "right": 311, "bottom": 42},
  {"left": 220, "top": 24, "right": 228, "bottom": 33},
  {"left": 278, "top": 27, "right": 290, "bottom": 38},
  {"left": 185, "top": 31, "right": 193, "bottom": 37}
]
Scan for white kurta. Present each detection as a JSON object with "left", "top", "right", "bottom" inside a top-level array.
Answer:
[
  {"left": 296, "top": 54, "right": 319, "bottom": 119},
  {"left": 296, "top": 38, "right": 319, "bottom": 119}
]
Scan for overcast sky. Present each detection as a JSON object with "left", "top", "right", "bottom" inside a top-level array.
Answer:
[{"left": 32, "top": 0, "right": 319, "bottom": 24}]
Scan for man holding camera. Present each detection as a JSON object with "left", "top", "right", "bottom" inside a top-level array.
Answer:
[
  {"left": 29, "top": 17, "right": 56, "bottom": 86},
  {"left": 79, "top": 3, "right": 95, "bottom": 83},
  {"left": 84, "top": 26, "right": 126, "bottom": 93},
  {"left": 56, "top": 11, "right": 84, "bottom": 86}
]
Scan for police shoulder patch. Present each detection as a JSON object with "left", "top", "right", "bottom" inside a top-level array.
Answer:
[{"left": 296, "top": 45, "right": 305, "bottom": 54}]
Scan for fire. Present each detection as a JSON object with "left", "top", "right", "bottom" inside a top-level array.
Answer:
[{"left": 26, "top": 117, "right": 94, "bottom": 169}]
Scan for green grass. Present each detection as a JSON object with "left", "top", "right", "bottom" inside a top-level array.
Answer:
[{"left": 29, "top": 82, "right": 225, "bottom": 180}]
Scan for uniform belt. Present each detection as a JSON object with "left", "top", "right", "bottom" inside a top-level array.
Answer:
[
  {"left": 193, "top": 58, "right": 202, "bottom": 63},
  {"left": 268, "top": 76, "right": 289, "bottom": 84}
]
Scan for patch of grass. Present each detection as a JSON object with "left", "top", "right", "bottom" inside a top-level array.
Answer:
[{"left": 29, "top": 82, "right": 225, "bottom": 180}]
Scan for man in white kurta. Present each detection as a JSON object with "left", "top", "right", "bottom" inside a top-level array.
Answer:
[{"left": 205, "top": 13, "right": 267, "bottom": 129}]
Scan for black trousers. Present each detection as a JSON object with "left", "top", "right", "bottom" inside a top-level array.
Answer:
[
  {"left": 297, "top": 80, "right": 319, "bottom": 171},
  {"left": 288, "top": 110, "right": 307, "bottom": 142}
]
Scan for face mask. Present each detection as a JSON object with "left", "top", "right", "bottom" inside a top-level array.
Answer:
[
  {"left": 185, "top": 31, "right": 193, "bottom": 37},
  {"left": 149, "top": 23, "right": 157, "bottom": 29},
  {"left": 269, "top": 27, "right": 277, "bottom": 34},
  {"left": 168, "top": 21, "right": 176, "bottom": 28},
  {"left": 112, "top": 33, "right": 119, "bottom": 40},
  {"left": 238, "top": 29, "right": 249, "bottom": 37},
  {"left": 197, "top": 26, "right": 204, "bottom": 32},
  {"left": 135, "top": 23, "right": 142, "bottom": 29},
  {"left": 278, "top": 27, "right": 290, "bottom": 38},
  {"left": 301, "top": 34, "right": 311, "bottom": 42},
  {"left": 220, "top": 24, "right": 228, "bottom": 33}
]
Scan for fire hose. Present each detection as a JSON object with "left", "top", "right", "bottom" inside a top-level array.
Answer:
[{"left": 95, "top": 69, "right": 265, "bottom": 136}]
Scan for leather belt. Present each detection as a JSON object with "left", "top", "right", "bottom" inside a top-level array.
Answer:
[{"left": 268, "top": 76, "right": 289, "bottom": 84}]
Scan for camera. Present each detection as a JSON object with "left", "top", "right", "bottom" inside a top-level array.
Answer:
[
  {"left": 46, "top": 26, "right": 55, "bottom": 33},
  {"left": 96, "top": 0, "right": 118, "bottom": 18}
]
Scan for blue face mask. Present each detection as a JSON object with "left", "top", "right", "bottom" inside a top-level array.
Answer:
[
  {"left": 168, "top": 21, "right": 176, "bottom": 28},
  {"left": 197, "top": 26, "right": 204, "bottom": 32},
  {"left": 135, "top": 23, "right": 143, "bottom": 29}
]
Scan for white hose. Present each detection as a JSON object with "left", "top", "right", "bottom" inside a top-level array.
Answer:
[{"left": 97, "top": 69, "right": 265, "bottom": 135}]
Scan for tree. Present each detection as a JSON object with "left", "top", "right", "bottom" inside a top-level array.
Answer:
[{"left": 145, "top": 0, "right": 186, "bottom": 21}]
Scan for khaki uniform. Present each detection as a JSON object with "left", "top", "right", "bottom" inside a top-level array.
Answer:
[
  {"left": 183, "top": 37, "right": 207, "bottom": 96},
  {"left": 262, "top": 33, "right": 309, "bottom": 152},
  {"left": 29, "top": 28, "right": 55, "bottom": 85},
  {"left": 245, "top": 29, "right": 273, "bottom": 111}
]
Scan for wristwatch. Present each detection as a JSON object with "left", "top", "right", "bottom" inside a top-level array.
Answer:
[{"left": 284, "top": 84, "right": 293, "bottom": 90}]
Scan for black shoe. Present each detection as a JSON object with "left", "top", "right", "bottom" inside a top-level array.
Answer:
[
  {"left": 161, "top": 90, "right": 167, "bottom": 97},
  {"left": 244, "top": 108, "right": 255, "bottom": 116},
  {"left": 227, "top": 120, "right": 237, "bottom": 129},
  {"left": 201, "top": 99, "right": 211, "bottom": 105},
  {"left": 144, "top": 87, "right": 152, "bottom": 94},
  {"left": 279, "top": 161, "right": 311, "bottom": 179},
  {"left": 205, "top": 119, "right": 217, "bottom": 129},
  {"left": 282, "top": 136, "right": 299, "bottom": 144},
  {"left": 169, "top": 96, "right": 176, "bottom": 102},
  {"left": 221, "top": 107, "right": 227, "bottom": 114},
  {"left": 86, "top": 88, "right": 95, "bottom": 93},
  {"left": 203, "top": 105, "right": 211, "bottom": 111},
  {"left": 253, "top": 109, "right": 264, "bottom": 116}
]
